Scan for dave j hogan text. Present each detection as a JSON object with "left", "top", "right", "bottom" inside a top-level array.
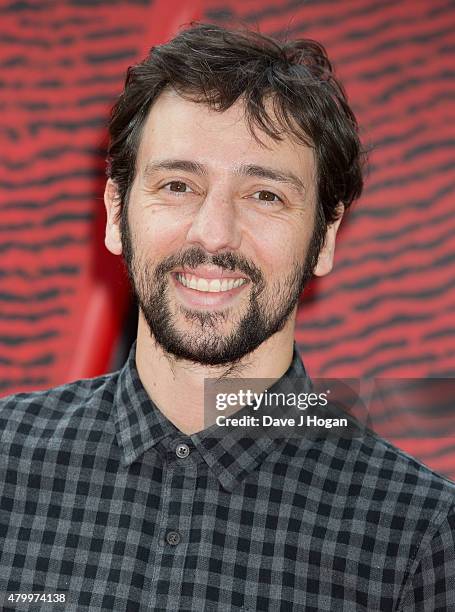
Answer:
[{"left": 216, "top": 414, "right": 348, "bottom": 429}]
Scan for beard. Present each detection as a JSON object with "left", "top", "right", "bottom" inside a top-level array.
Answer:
[{"left": 121, "top": 214, "right": 324, "bottom": 366}]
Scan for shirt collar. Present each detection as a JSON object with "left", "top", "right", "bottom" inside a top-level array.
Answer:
[{"left": 113, "top": 341, "right": 311, "bottom": 492}]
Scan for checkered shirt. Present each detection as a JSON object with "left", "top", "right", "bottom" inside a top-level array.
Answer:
[{"left": 1, "top": 342, "right": 454, "bottom": 611}]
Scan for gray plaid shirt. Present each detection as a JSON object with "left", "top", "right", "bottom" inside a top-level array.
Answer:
[{"left": 1, "top": 342, "right": 454, "bottom": 611}]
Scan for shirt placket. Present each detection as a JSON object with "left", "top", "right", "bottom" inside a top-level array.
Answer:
[{"left": 147, "top": 437, "right": 198, "bottom": 611}]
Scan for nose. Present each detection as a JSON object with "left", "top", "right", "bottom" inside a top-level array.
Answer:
[{"left": 185, "top": 189, "right": 242, "bottom": 253}]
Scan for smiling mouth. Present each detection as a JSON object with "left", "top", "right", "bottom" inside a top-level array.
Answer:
[{"left": 175, "top": 272, "right": 248, "bottom": 293}]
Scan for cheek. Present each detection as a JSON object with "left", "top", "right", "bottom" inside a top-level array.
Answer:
[
  {"left": 249, "top": 220, "right": 308, "bottom": 275},
  {"left": 130, "top": 209, "right": 191, "bottom": 257}
]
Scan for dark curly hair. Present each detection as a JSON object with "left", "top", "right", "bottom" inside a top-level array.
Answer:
[{"left": 107, "top": 22, "right": 364, "bottom": 245}]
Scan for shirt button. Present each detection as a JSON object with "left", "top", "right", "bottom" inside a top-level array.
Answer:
[
  {"left": 165, "top": 530, "right": 181, "bottom": 546},
  {"left": 175, "top": 443, "right": 190, "bottom": 459}
]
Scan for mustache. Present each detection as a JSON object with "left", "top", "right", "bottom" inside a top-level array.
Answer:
[{"left": 155, "top": 247, "right": 264, "bottom": 285}]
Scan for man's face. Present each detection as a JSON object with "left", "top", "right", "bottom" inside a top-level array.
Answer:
[{"left": 105, "top": 90, "right": 339, "bottom": 365}]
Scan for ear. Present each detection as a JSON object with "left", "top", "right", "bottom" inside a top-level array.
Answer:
[
  {"left": 104, "top": 178, "right": 123, "bottom": 256},
  {"left": 313, "top": 205, "right": 344, "bottom": 277}
]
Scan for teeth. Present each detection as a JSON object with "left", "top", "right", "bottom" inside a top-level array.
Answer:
[
  {"left": 208, "top": 279, "right": 221, "bottom": 292},
  {"left": 198, "top": 278, "right": 209, "bottom": 291},
  {"left": 177, "top": 273, "right": 247, "bottom": 292}
]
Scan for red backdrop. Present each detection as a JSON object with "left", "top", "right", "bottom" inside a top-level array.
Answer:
[{"left": 1, "top": 0, "right": 454, "bottom": 478}]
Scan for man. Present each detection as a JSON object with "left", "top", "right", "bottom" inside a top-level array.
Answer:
[{"left": 1, "top": 23, "right": 454, "bottom": 612}]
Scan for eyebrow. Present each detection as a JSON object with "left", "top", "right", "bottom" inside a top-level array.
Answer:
[{"left": 142, "top": 159, "right": 306, "bottom": 196}]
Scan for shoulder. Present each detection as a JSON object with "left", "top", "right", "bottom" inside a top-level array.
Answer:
[
  {"left": 355, "top": 428, "right": 455, "bottom": 501},
  {"left": 284, "top": 426, "right": 455, "bottom": 498},
  {"left": 277, "top": 429, "right": 455, "bottom": 602},
  {"left": 0, "top": 371, "right": 119, "bottom": 446},
  {"left": 280, "top": 428, "right": 455, "bottom": 538}
]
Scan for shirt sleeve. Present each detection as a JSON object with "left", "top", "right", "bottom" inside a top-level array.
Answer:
[{"left": 398, "top": 504, "right": 455, "bottom": 611}]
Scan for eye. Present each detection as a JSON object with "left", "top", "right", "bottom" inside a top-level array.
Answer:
[
  {"left": 252, "top": 190, "right": 282, "bottom": 204},
  {"left": 163, "top": 181, "right": 192, "bottom": 193}
]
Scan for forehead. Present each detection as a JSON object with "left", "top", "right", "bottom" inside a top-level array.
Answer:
[{"left": 135, "top": 89, "right": 316, "bottom": 182}]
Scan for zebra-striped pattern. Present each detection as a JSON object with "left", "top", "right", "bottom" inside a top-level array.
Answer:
[
  {"left": 1, "top": 0, "right": 454, "bottom": 478},
  {"left": 0, "top": 0, "right": 175, "bottom": 393},
  {"left": 203, "top": 0, "right": 455, "bottom": 477}
]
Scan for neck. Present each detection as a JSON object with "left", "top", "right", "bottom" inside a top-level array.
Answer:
[{"left": 135, "top": 310, "right": 297, "bottom": 435}]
